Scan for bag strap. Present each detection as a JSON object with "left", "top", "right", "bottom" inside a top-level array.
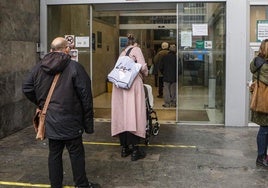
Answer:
[
  {"left": 41, "top": 73, "right": 60, "bottom": 115},
  {"left": 125, "top": 47, "right": 134, "bottom": 56},
  {"left": 252, "top": 57, "right": 267, "bottom": 86},
  {"left": 254, "top": 56, "right": 267, "bottom": 71}
]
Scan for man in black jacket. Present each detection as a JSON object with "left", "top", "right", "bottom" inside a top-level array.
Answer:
[
  {"left": 153, "top": 42, "right": 169, "bottom": 98},
  {"left": 22, "top": 37, "right": 100, "bottom": 188},
  {"left": 159, "top": 44, "right": 181, "bottom": 108}
]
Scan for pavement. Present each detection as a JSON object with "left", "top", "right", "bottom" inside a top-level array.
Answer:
[{"left": 0, "top": 121, "right": 268, "bottom": 188}]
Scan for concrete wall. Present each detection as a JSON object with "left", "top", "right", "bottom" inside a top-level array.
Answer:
[
  {"left": 225, "top": 0, "right": 249, "bottom": 126},
  {"left": 0, "top": 1, "right": 40, "bottom": 138}
]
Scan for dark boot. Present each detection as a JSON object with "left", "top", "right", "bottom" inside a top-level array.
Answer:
[
  {"left": 75, "top": 182, "right": 101, "bottom": 188},
  {"left": 121, "top": 146, "right": 133, "bottom": 157},
  {"left": 256, "top": 155, "right": 268, "bottom": 168},
  {"left": 131, "top": 146, "right": 146, "bottom": 161},
  {"left": 88, "top": 182, "right": 101, "bottom": 188}
]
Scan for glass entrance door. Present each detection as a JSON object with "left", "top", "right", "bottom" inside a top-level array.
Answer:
[
  {"left": 92, "top": 3, "right": 178, "bottom": 120},
  {"left": 176, "top": 3, "right": 226, "bottom": 124},
  {"left": 92, "top": 2, "right": 226, "bottom": 124}
]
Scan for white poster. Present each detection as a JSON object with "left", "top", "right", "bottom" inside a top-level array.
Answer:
[
  {"left": 181, "top": 31, "right": 192, "bottom": 47},
  {"left": 257, "top": 20, "right": 268, "bottom": 42},
  {"left": 75, "top": 36, "right": 90, "bottom": 47},
  {"left": 70, "top": 49, "right": 78, "bottom": 61},
  {"left": 119, "top": 37, "right": 128, "bottom": 53},
  {"left": 192, "top": 24, "right": 208, "bottom": 36}
]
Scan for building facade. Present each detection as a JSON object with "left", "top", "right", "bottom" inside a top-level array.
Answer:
[{"left": 0, "top": 0, "right": 268, "bottom": 138}]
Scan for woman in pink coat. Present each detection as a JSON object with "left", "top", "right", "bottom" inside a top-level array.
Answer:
[{"left": 111, "top": 34, "right": 148, "bottom": 161}]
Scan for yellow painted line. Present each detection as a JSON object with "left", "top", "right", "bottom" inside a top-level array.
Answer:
[
  {"left": 147, "top": 144, "right": 196, "bottom": 148},
  {"left": 0, "top": 143, "right": 195, "bottom": 188},
  {"left": 83, "top": 141, "right": 120, "bottom": 146},
  {"left": 83, "top": 141, "right": 196, "bottom": 149},
  {"left": 0, "top": 181, "right": 73, "bottom": 188}
]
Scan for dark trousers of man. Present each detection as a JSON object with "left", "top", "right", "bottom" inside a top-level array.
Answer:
[
  {"left": 257, "top": 126, "right": 268, "bottom": 157},
  {"left": 48, "top": 136, "right": 89, "bottom": 188},
  {"left": 154, "top": 74, "right": 158, "bottom": 87},
  {"left": 158, "top": 76, "right": 164, "bottom": 97},
  {"left": 163, "top": 82, "right": 176, "bottom": 106}
]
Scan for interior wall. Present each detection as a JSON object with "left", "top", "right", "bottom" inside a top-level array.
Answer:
[
  {"left": 48, "top": 5, "right": 119, "bottom": 97},
  {"left": 48, "top": 5, "right": 91, "bottom": 73},
  {"left": 92, "top": 20, "right": 118, "bottom": 97}
]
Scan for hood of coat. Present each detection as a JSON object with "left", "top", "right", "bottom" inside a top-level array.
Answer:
[
  {"left": 40, "top": 52, "right": 70, "bottom": 75},
  {"left": 254, "top": 56, "right": 267, "bottom": 68}
]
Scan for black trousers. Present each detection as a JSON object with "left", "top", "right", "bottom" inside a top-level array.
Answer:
[
  {"left": 154, "top": 74, "right": 158, "bottom": 87},
  {"left": 119, "top": 132, "right": 140, "bottom": 146},
  {"left": 48, "top": 136, "right": 89, "bottom": 188}
]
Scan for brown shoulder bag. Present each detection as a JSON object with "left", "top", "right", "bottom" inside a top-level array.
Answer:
[{"left": 33, "top": 73, "right": 60, "bottom": 140}]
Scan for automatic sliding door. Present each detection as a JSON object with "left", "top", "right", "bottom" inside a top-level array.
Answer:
[
  {"left": 92, "top": 4, "right": 178, "bottom": 120},
  {"left": 177, "top": 2, "right": 226, "bottom": 124}
]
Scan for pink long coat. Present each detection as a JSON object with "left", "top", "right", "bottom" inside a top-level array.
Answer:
[{"left": 111, "top": 45, "right": 148, "bottom": 138}]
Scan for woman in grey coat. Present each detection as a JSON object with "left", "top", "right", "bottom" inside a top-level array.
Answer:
[{"left": 250, "top": 39, "right": 268, "bottom": 168}]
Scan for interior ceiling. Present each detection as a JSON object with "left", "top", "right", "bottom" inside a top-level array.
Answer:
[{"left": 93, "top": 3, "right": 177, "bottom": 11}]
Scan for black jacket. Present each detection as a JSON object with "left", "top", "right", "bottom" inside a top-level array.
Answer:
[
  {"left": 159, "top": 51, "right": 181, "bottom": 83},
  {"left": 22, "top": 52, "right": 94, "bottom": 140}
]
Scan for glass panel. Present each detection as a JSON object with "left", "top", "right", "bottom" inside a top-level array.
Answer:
[
  {"left": 120, "top": 15, "right": 176, "bottom": 24},
  {"left": 250, "top": 6, "right": 268, "bottom": 42},
  {"left": 92, "top": 5, "right": 177, "bottom": 120},
  {"left": 47, "top": 5, "right": 91, "bottom": 75},
  {"left": 177, "top": 3, "right": 226, "bottom": 124}
]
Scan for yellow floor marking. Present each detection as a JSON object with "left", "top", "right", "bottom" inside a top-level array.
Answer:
[
  {"left": 0, "top": 181, "right": 73, "bottom": 188},
  {"left": 83, "top": 141, "right": 196, "bottom": 149},
  {"left": 0, "top": 142, "right": 195, "bottom": 187}
]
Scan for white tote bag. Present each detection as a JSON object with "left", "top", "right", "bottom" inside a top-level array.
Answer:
[{"left": 108, "top": 55, "right": 142, "bottom": 89}]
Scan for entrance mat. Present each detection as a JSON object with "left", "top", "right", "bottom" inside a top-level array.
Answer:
[{"left": 178, "top": 110, "right": 209, "bottom": 121}]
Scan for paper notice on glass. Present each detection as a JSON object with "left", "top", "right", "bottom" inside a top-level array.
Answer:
[
  {"left": 204, "top": 41, "right": 212, "bottom": 49},
  {"left": 65, "top": 35, "right": 75, "bottom": 49},
  {"left": 257, "top": 20, "right": 268, "bottom": 42},
  {"left": 75, "top": 36, "right": 90, "bottom": 47},
  {"left": 181, "top": 31, "right": 192, "bottom": 47},
  {"left": 192, "top": 24, "right": 208, "bottom": 36},
  {"left": 70, "top": 49, "right": 78, "bottom": 61}
]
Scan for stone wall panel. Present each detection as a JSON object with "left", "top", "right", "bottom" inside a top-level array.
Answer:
[{"left": 0, "top": 0, "right": 40, "bottom": 138}]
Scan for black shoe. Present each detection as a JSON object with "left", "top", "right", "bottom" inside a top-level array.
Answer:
[
  {"left": 121, "top": 147, "right": 133, "bottom": 157},
  {"left": 76, "top": 182, "right": 101, "bottom": 188},
  {"left": 131, "top": 148, "right": 146, "bottom": 161},
  {"left": 88, "top": 182, "right": 101, "bottom": 188},
  {"left": 256, "top": 156, "right": 268, "bottom": 168},
  {"left": 157, "top": 95, "right": 163, "bottom": 98}
]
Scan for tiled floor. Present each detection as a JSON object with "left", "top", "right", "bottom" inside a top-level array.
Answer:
[{"left": 93, "top": 83, "right": 177, "bottom": 122}]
